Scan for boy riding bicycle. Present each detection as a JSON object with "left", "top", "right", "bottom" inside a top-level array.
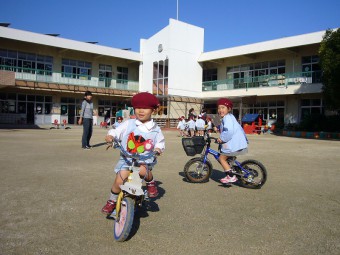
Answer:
[
  {"left": 102, "top": 92, "right": 165, "bottom": 215},
  {"left": 216, "top": 98, "right": 248, "bottom": 184}
]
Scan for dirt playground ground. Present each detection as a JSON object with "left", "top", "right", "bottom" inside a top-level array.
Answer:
[{"left": 0, "top": 126, "right": 340, "bottom": 255}]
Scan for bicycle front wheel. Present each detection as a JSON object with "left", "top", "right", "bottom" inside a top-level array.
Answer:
[
  {"left": 236, "top": 159, "right": 267, "bottom": 189},
  {"left": 113, "top": 197, "right": 135, "bottom": 241},
  {"left": 184, "top": 157, "right": 212, "bottom": 183}
]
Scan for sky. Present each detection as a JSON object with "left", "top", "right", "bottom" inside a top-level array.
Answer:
[{"left": 1, "top": 0, "right": 340, "bottom": 52}]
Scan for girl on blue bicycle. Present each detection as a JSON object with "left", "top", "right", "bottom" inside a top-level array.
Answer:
[{"left": 216, "top": 98, "right": 248, "bottom": 184}]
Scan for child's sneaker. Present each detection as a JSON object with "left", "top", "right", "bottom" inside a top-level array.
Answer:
[
  {"left": 146, "top": 180, "right": 159, "bottom": 198},
  {"left": 220, "top": 175, "right": 238, "bottom": 184},
  {"left": 101, "top": 200, "right": 116, "bottom": 215}
]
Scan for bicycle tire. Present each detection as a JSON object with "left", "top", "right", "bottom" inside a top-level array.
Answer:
[
  {"left": 184, "top": 157, "right": 212, "bottom": 183},
  {"left": 235, "top": 159, "right": 267, "bottom": 189},
  {"left": 113, "top": 197, "right": 135, "bottom": 241}
]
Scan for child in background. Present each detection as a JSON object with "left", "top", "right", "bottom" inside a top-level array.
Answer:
[
  {"left": 101, "top": 92, "right": 165, "bottom": 215},
  {"left": 195, "top": 115, "right": 205, "bottom": 136},
  {"left": 176, "top": 116, "right": 186, "bottom": 137},
  {"left": 112, "top": 116, "right": 123, "bottom": 129},
  {"left": 187, "top": 116, "right": 196, "bottom": 137},
  {"left": 216, "top": 98, "right": 248, "bottom": 183},
  {"left": 206, "top": 117, "right": 213, "bottom": 134}
]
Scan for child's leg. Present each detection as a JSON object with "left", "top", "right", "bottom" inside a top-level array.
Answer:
[
  {"left": 102, "top": 169, "right": 129, "bottom": 214},
  {"left": 139, "top": 164, "right": 153, "bottom": 181},
  {"left": 111, "top": 169, "right": 130, "bottom": 193},
  {"left": 218, "top": 154, "right": 231, "bottom": 171},
  {"left": 139, "top": 164, "right": 158, "bottom": 197},
  {"left": 218, "top": 155, "right": 237, "bottom": 183}
]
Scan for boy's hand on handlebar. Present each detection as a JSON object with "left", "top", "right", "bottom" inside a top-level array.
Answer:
[
  {"left": 216, "top": 138, "right": 224, "bottom": 144},
  {"left": 154, "top": 148, "right": 162, "bottom": 156},
  {"left": 105, "top": 135, "right": 114, "bottom": 143},
  {"left": 105, "top": 135, "right": 114, "bottom": 150}
]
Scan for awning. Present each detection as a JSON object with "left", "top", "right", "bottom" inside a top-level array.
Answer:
[{"left": 241, "top": 114, "right": 259, "bottom": 122}]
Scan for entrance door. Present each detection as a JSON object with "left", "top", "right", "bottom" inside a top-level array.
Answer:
[
  {"left": 68, "top": 104, "right": 75, "bottom": 124},
  {"left": 27, "top": 102, "right": 35, "bottom": 124},
  {"left": 277, "top": 108, "right": 284, "bottom": 124}
]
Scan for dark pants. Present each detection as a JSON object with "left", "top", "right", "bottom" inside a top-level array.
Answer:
[{"left": 82, "top": 118, "right": 93, "bottom": 147}]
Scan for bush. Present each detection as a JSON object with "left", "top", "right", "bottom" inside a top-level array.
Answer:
[{"left": 296, "top": 114, "right": 340, "bottom": 132}]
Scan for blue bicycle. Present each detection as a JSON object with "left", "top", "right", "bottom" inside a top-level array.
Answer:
[{"left": 182, "top": 135, "right": 267, "bottom": 188}]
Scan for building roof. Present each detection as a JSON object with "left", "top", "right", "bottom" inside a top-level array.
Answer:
[
  {"left": 0, "top": 26, "right": 141, "bottom": 62},
  {"left": 198, "top": 30, "right": 326, "bottom": 62}
]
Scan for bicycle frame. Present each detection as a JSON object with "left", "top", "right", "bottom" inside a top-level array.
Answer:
[
  {"left": 200, "top": 137, "right": 253, "bottom": 179},
  {"left": 111, "top": 138, "right": 156, "bottom": 218},
  {"left": 115, "top": 161, "right": 143, "bottom": 217}
]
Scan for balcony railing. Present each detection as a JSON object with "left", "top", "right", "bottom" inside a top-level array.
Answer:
[
  {"left": 0, "top": 65, "right": 139, "bottom": 91},
  {"left": 202, "top": 71, "right": 322, "bottom": 91}
]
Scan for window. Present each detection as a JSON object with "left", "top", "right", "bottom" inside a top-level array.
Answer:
[
  {"left": 62, "top": 59, "right": 91, "bottom": 80},
  {"left": 301, "top": 55, "right": 321, "bottom": 83},
  {"left": 301, "top": 98, "right": 323, "bottom": 120},
  {"left": 226, "top": 60, "right": 285, "bottom": 87},
  {"left": 117, "top": 66, "right": 128, "bottom": 84},
  {"left": 37, "top": 55, "right": 53, "bottom": 75},
  {"left": 18, "top": 52, "right": 36, "bottom": 73},
  {"left": 152, "top": 59, "right": 168, "bottom": 96},
  {"left": 0, "top": 49, "right": 17, "bottom": 71},
  {"left": 99, "top": 64, "right": 112, "bottom": 87},
  {"left": 203, "top": 69, "right": 217, "bottom": 82},
  {"left": 0, "top": 49, "right": 53, "bottom": 75},
  {"left": 0, "top": 93, "right": 53, "bottom": 114},
  {"left": 98, "top": 99, "right": 120, "bottom": 119}
]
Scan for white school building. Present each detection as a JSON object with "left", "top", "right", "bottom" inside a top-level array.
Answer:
[{"left": 0, "top": 19, "right": 328, "bottom": 127}]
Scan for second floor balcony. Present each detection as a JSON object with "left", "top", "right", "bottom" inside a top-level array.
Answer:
[
  {"left": 0, "top": 65, "right": 139, "bottom": 91},
  {"left": 202, "top": 71, "right": 322, "bottom": 92}
]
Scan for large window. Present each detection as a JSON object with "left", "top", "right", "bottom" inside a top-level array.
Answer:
[
  {"left": 0, "top": 93, "right": 52, "bottom": 114},
  {"left": 203, "top": 69, "right": 217, "bottom": 82},
  {"left": 36, "top": 55, "right": 53, "bottom": 75},
  {"left": 99, "top": 64, "right": 112, "bottom": 87},
  {"left": 227, "top": 60, "right": 285, "bottom": 87},
  {"left": 152, "top": 59, "right": 168, "bottom": 96},
  {"left": 62, "top": 59, "right": 92, "bottom": 80},
  {"left": 0, "top": 49, "right": 53, "bottom": 75},
  {"left": 98, "top": 99, "right": 123, "bottom": 119},
  {"left": 242, "top": 100, "right": 285, "bottom": 123},
  {"left": 117, "top": 66, "right": 128, "bottom": 84},
  {"left": 301, "top": 55, "right": 321, "bottom": 83},
  {"left": 18, "top": 52, "right": 36, "bottom": 73},
  {"left": 301, "top": 98, "right": 323, "bottom": 120}
]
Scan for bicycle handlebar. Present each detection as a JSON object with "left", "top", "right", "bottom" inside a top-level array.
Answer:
[
  {"left": 111, "top": 137, "right": 159, "bottom": 161},
  {"left": 206, "top": 135, "right": 225, "bottom": 144}
]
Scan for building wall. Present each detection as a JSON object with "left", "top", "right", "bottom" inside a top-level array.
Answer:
[
  {"left": 0, "top": 38, "right": 140, "bottom": 81},
  {"left": 140, "top": 19, "right": 204, "bottom": 98}
]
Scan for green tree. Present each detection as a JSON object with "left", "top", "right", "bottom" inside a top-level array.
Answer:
[{"left": 319, "top": 28, "right": 340, "bottom": 111}]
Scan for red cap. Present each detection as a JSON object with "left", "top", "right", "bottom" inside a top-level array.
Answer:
[
  {"left": 117, "top": 116, "right": 123, "bottom": 120},
  {"left": 131, "top": 92, "right": 160, "bottom": 109},
  {"left": 217, "top": 98, "right": 233, "bottom": 109}
]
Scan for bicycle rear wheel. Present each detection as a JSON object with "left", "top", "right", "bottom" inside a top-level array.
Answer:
[
  {"left": 113, "top": 197, "right": 135, "bottom": 241},
  {"left": 184, "top": 157, "right": 212, "bottom": 183},
  {"left": 235, "top": 159, "right": 267, "bottom": 189}
]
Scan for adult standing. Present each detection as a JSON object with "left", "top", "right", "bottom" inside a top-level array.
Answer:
[
  {"left": 78, "top": 91, "right": 93, "bottom": 150},
  {"left": 188, "top": 108, "right": 197, "bottom": 119}
]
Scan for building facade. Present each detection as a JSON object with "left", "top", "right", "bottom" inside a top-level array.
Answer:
[{"left": 0, "top": 19, "right": 328, "bottom": 127}]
